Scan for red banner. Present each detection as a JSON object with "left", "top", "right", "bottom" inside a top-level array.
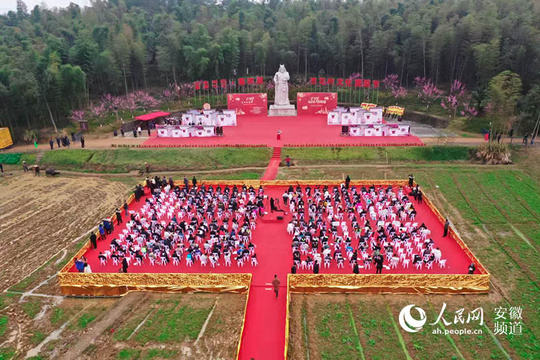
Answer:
[
  {"left": 227, "top": 93, "right": 268, "bottom": 116},
  {"left": 194, "top": 81, "right": 201, "bottom": 90},
  {"left": 203, "top": 81, "right": 209, "bottom": 90},
  {"left": 345, "top": 79, "right": 352, "bottom": 87},
  {"left": 212, "top": 80, "right": 218, "bottom": 88},
  {"left": 373, "top": 80, "right": 380, "bottom": 89},
  {"left": 238, "top": 78, "right": 246, "bottom": 86},
  {"left": 327, "top": 78, "right": 335, "bottom": 85},
  {"left": 256, "top": 76, "right": 264, "bottom": 84},
  {"left": 297, "top": 92, "right": 338, "bottom": 116},
  {"left": 310, "top": 77, "right": 317, "bottom": 85},
  {"left": 363, "top": 79, "right": 371, "bottom": 88},
  {"left": 220, "top": 79, "right": 227, "bottom": 88},
  {"left": 337, "top": 78, "right": 344, "bottom": 86},
  {"left": 319, "top": 77, "right": 326, "bottom": 86},
  {"left": 247, "top": 77, "right": 255, "bottom": 85},
  {"left": 354, "top": 79, "right": 362, "bottom": 87}
]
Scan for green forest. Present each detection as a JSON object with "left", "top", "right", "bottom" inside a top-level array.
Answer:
[{"left": 1, "top": 0, "right": 539, "bottom": 136}]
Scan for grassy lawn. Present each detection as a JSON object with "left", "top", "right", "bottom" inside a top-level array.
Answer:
[
  {"left": 38, "top": 148, "right": 271, "bottom": 173},
  {"left": 287, "top": 163, "right": 540, "bottom": 359},
  {"left": 283, "top": 146, "right": 472, "bottom": 165}
]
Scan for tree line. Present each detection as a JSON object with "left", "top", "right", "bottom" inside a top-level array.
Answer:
[{"left": 0, "top": 0, "right": 539, "bottom": 134}]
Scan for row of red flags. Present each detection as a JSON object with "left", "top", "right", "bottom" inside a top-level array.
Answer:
[
  {"left": 194, "top": 77, "right": 264, "bottom": 90},
  {"left": 310, "top": 77, "right": 379, "bottom": 88},
  {"left": 193, "top": 77, "right": 380, "bottom": 90}
]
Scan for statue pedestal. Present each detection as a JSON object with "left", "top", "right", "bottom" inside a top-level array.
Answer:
[{"left": 269, "top": 104, "right": 297, "bottom": 117}]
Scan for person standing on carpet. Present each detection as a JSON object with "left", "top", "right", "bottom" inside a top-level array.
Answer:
[
  {"left": 417, "top": 189, "right": 423, "bottom": 204},
  {"left": 408, "top": 174, "right": 414, "bottom": 187},
  {"left": 443, "top": 219, "right": 450, "bottom": 237},
  {"left": 375, "top": 254, "right": 384, "bottom": 274},
  {"left": 313, "top": 261, "right": 320, "bottom": 274},
  {"left": 122, "top": 257, "right": 129, "bottom": 273},
  {"left": 90, "top": 232, "right": 97, "bottom": 249},
  {"left": 272, "top": 275, "right": 281, "bottom": 298},
  {"left": 116, "top": 208, "right": 123, "bottom": 224},
  {"left": 123, "top": 201, "right": 129, "bottom": 216},
  {"left": 184, "top": 176, "right": 189, "bottom": 190},
  {"left": 345, "top": 175, "right": 351, "bottom": 189},
  {"left": 192, "top": 176, "right": 197, "bottom": 188}
]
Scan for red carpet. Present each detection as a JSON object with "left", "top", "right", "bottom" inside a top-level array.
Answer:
[
  {"left": 140, "top": 115, "right": 423, "bottom": 148},
  {"left": 261, "top": 147, "right": 282, "bottom": 180},
  {"left": 72, "top": 184, "right": 474, "bottom": 360}
]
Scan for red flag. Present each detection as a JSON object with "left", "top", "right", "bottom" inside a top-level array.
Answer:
[
  {"left": 354, "top": 79, "right": 362, "bottom": 87},
  {"left": 345, "top": 79, "right": 352, "bottom": 87},
  {"left": 194, "top": 81, "right": 201, "bottom": 90},
  {"left": 247, "top": 77, "right": 255, "bottom": 85},
  {"left": 220, "top": 79, "right": 227, "bottom": 88},
  {"left": 363, "top": 79, "right": 371, "bottom": 88},
  {"left": 327, "top": 78, "right": 334, "bottom": 85},
  {"left": 319, "top": 77, "right": 326, "bottom": 86},
  {"left": 337, "top": 78, "right": 344, "bottom": 86},
  {"left": 212, "top": 80, "right": 218, "bottom": 88},
  {"left": 238, "top": 78, "right": 246, "bottom": 86},
  {"left": 203, "top": 81, "right": 209, "bottom": 90},
  {"left": 310, "top": 77, "right": 317, "bottom": 85},
  {"left": 256, "top": 76, "right": 264, "bottom": 84},
  {"left": 230, "top": 79, "right": 236, "bottom": 87},
  {"left": 373, "top": 80, "right": 380, "bottom": 89}
]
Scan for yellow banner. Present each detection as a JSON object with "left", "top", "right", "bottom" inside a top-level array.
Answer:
[
  {"left": 361, "top": 102, "right": 377, "bottom": 110},
  {"left": 385, "top": 106, "right": 405, "bottom": 116},
  {"left": 0, "top": 128, "right": 13, "bottom": 149}
]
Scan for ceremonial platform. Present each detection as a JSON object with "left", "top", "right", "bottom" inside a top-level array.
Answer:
[
  {"left": 140, "top": 114, "right": 423, "bottom": 148},
  {"left": 59, "top": 180, "right": 488, "bottom": 359}
]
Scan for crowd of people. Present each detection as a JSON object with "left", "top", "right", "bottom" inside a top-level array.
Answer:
[
  {"left": 287, "top": 182, "right": 448, "bottom": 274},
  {"left": 84, "top": 175, "right": 464, "bottom": 275},
  {"left": 95, "top": 176, "right": 266, "bottom": 272}
]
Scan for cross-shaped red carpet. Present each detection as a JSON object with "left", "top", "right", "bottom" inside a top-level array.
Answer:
[{"left": 72, "top": 184, "right": 473, "bottom": 359}]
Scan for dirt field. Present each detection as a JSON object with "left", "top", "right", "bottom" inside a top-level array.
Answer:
[
  {"left": 0, "top": 174, "right": 247, "bottom": 359},
  {"left": 0, "top": 174, "right": 131, "bottom": 290}
]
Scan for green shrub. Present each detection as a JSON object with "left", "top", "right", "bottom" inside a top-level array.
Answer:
[{"left": 0, "top": 153, "right": 21, "bottom": 165}]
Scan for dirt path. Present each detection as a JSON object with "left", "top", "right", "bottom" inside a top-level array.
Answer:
[{"left": 58, "top": 292, "right": 146, "bottom": 360}]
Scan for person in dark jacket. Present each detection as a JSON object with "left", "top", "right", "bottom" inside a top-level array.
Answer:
[{"left": 90, "top": 232, "right": 97, "bottom": 249}]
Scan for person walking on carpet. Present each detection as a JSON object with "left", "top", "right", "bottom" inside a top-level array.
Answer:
[{"left": 272, "top": 275, "right": 281, "bottom": 298}]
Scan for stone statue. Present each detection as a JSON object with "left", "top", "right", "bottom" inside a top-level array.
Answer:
[{"left": 273, "top": 65, "right": 290, "bottom": 106}]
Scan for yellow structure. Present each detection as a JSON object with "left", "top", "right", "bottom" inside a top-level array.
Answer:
[{"left": 0, "top": 128, "right": 13, "bottom": 149}]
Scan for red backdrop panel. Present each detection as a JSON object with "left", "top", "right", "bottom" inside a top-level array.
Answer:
[
  {"left": 297, "top": 92, "right": 338, "bottom": 116},
  {"left": 227, "top": 93, "right": 268, "bottom": 116}
]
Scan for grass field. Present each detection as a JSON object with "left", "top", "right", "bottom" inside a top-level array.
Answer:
[
  {"left": 38, "top": 147, "right": 272, "bottom": 173},
  {"left": 283, "top": 146, "right": 473, "bottom": 165},
  {"left": 284, "top": 164, "right": 540, "bottom": 359}
]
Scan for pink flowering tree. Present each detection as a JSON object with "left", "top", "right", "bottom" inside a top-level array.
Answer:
[
  {"left": 392, "top": 86, "right": 408, "bottom": 98},
  {"left": 70, "top": 110, "right": 85, "bottom": 122},
  {"left": 102, "top": 94, "right": 122, "bottom": 111},
  {"left": 130, "top": 91, "right": 161, "bottom": 109},
  {"left": 383, "top": 74, "right": 399, "bottom": 90},
  {"left": 415, "top": 77, "right": 442, "bottom": 105},
  {"left": 89, "top": 103, "right": 106, "bottom": 119},
  {"left": 441, "top": 80, "right": 478, "bottom": 118}
]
